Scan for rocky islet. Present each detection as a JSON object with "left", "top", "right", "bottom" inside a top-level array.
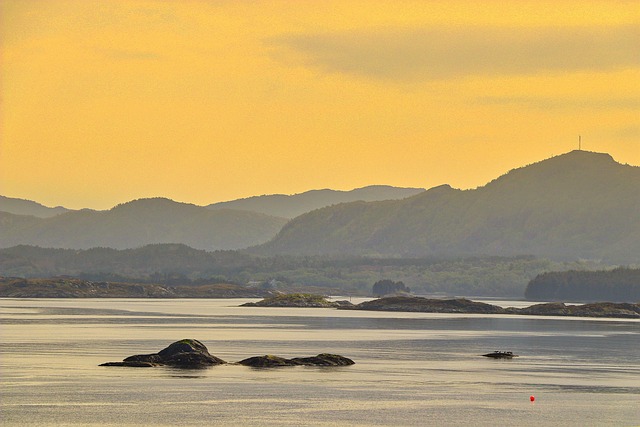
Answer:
[
  {"left": 100, "top": 339, "right": 355, "bottom": 368},
  {"left": 240, "top": 293, "right": 353, "bottom": 308},
  {"left": 243, "top": 294, "right": 640, "bottom": 318},
  {"left": 99, "top": 339, "right": 226, "bottom": 368},
  {"left": 339, "top": 296, "right": 640, "bottom": 319},
  {"left": 238, "top": 354, "right": 355, "bottom": 367}
]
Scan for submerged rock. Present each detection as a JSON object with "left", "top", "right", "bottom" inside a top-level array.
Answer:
[
  {"left": 100, "top": 339, "right": 226, "bottom": 368},
  {"left": 100, "top": 361, "right": 155, "bottom": 367},
  {"left": 238, "top": 353, "right": 355, "bottom": 367},
  {"left": 482, "top": 351, "right": 518, "bottom": 359}
]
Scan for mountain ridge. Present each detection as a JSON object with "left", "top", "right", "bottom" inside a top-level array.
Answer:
[
  {"left": 0, "top": 196, "right": 70, "bottom": 218},
  {"left": 2, "top": 151, "right": 637, "bottom": 261},
  {"left": 0, "top": 198, "right": 288, "bottom": 251},
  {"left": 206, "top": 185, "right": 425, "bottom": 218},
  {"left": 255, "top": 151, "right": 640, "bottom": 264},
  {"left": 0, "top": 186, "right": 427, "bottom": 251},
  {"left": 1, "top": 185, "right": 425, "bottom": 219}
]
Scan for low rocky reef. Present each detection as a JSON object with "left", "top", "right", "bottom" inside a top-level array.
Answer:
[
  {"left": 241, "top": 293, "right": 353, "bottom": 308},
  {"left": 238, "top": 354, "right": 354, "bottom": 367},
  {"left": 482, "top": 351, "right": 518, "bottom": 359},
  {"left": 340, "top": 296, "right": 640, "bottom": 319},
  {"left": 100, "top": 339, "right": 355, "bottom": 368},
  {"left": 514, "top": 301, "right": 640, "bottom": 318},
  {"left": 346, "top": 296, "right": 505, "bottom": 314}
]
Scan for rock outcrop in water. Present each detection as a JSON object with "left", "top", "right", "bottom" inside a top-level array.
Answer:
[
  {"left": 241, "top": 293, "right": 353, "bottom": 308},
  {"left": 482, "top": 351, "right": 518, "bottom": 359},
  {"left": 100, "top": 339, "right": 226, "bottom": 368},
  {"left": 238, "top": 353, "right": 355, "bottom": 367},
  {"left": 513, "top": 302, "right": 640, "bottom": 318},
  {"left": 343, "top": 296, "right": 506, "bottom": 314},
  {"left": 340, "top": 296, "right": 640, "bottom": 318},
  {"left": 100, "top": 339, "right": 355, "bottom": 368}
]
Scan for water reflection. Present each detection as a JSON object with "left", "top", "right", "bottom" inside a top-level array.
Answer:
[{"left": 1, "top": 298, "right": 639, "bottom": 426}]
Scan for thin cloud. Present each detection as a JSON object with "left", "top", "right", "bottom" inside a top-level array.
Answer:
[
  {"left": 475, "top": 96, "right": 640, "bottom": 110},
  {"left": 95, "top": 47, "right": 163, "bottom": 61},
  {"left": 610, "top": 125, "right": 640, "bottom": 141},
  {"left": 269, "top": 25, "right": 640, "bottom": 81}
]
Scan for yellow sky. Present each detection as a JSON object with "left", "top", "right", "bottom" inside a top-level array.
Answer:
[{"left": 1, "top": 0, "right": 638, "bottom": 209}]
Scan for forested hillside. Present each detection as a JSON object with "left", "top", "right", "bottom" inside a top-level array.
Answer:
[
  {"left": 257, "top": 151, "right": 640, "bottom": 264},
  {"left": 0, "top": 244, "right": 600, "bottom": 297},
  {"left": 525, "top": 268, "right": 640, "bottom": 302},
  {"left": 0, "top": 198, "right": 287, "bottom": 250},
  {"left": 0, "top": 196, "right": 70, "bottom": 218}
]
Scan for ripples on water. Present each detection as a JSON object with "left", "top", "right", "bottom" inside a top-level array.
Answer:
[{"left": 1, "top": 298, "right": 639, "bottom": 426}]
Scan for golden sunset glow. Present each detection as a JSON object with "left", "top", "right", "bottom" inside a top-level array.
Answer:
[{"left": 1, "top": 0, "right": 638, "bottom": 209}]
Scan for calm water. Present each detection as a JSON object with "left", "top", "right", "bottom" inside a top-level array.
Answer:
[{"left": 1, "top": 298, "right": 639, "bottom": 426}]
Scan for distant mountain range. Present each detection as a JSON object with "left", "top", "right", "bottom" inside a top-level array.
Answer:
[
  {"left": 0, "top": 196, "right": 70, "bottom": 218},
  {"left": 0, "top": 186, "right": 422, "bottom": 250},
  {"left": 207, "top": 185, "right": 425, "bottom": 218},
  {"left": 0, "top": 198, "right": 287, "bottom": 251},
  {"left": 256, "top": 151, "right": 640, "bottom": 264},
  {"left": 2, "top": 152, "right": 638, "bottom": 262}
]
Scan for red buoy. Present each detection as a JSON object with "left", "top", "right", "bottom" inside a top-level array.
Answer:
[{"left": 530, "top": 395, "right": 535, "bottom": 402}]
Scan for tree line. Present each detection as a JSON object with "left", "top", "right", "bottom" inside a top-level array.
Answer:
[
  {"left": 525, "top": 267, "right": 640, "bottom": 302},
  {"left": 0, "top": 244, "right": 608, "bottom": 297}
]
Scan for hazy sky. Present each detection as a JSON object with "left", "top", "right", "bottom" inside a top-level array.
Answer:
[{"left": 1, "top": 0, "right": 638, "bottom": 209}]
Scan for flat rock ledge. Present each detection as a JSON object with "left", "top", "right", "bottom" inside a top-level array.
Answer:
[
  {"left": 238, "top": 353, "right": 355, "bottom": 367},
  {"left": 100, "top": 339, "right": 226, "bottom": 368}
]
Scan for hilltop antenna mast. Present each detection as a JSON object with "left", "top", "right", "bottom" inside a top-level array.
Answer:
[{"left": 578, "top": 135, "right": 581, "bottom": 150}]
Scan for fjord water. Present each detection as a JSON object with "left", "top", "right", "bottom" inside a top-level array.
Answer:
[{"left": 1, "top": 299, "right": 638, "bottom": 426}]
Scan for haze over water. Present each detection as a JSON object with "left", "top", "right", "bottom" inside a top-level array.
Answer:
[{"left": 2, "top": 298, "right": 638, "bottom": 426}]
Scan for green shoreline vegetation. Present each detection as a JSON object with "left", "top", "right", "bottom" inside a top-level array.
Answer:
[{"left": 0, "top": 245, "right": 611, "bottom": 298}]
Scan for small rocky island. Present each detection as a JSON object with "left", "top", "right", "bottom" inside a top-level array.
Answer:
[
  {"left": 346, "top": 296, "right": 505, "bottom": 314},
  {"left": 514, "top": 302, "right": 640, "bottom": 318},
  {"left": 100, "top": 339, "right": 355, "bottom": 368},
  {"left": 100, "top": 339, "right": 226, "bottom": 368},
  {"left": 238, "top": 354, "right": 355, "bottom": 367},
  {"left": 340, "top": 296, "right": 640, "bottom": 319},
  {"left": 241, "top": 294, "right": 640, "bottom": 318},
  {"left": 241, "top": 293, "right": 353, "bottom": 308}
]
